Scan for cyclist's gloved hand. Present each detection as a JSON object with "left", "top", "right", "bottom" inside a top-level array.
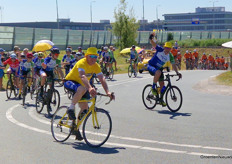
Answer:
[
  {"left": 107, "top": 92, "right": 115, "bottom": 101},
  {"left": 89, "top": 87, "right": 97, "bottom": 97}
]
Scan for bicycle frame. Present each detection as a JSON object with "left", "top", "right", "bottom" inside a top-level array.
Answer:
[{"left": 58, "top": 97, "right": 99, "bottom": 131}]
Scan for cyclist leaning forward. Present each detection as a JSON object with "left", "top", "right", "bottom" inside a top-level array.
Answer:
[
  {"left": 40, "top": 48, "right": 62, "bottom": 110},
  {"left": 18, "top": 53, "right": 34, "bottom": 99},
  {"left": 148, "top": 32, "right": 182, "bottom": 106},
  {"left": 64, "top": 47, "right": 115, "bottom": 140}
]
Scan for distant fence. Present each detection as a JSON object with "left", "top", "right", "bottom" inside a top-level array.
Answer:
[{"left": 0, "top": 26, "right": 232, "bottom": 51}]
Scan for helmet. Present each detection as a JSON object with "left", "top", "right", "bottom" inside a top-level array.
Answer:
[
  {"left": 193, "top": 49, "right": 196, "bottom": 52},
  {"left": 51, "top": 48, "right": 60, "bottom": 54},
  {"left": 27, "top": 53, "right": 33, "bottom": 58},
  {"left": 209, "top": 54, "right": 211, "bottom": 56},
  {"left": 38, "top": 52, "right": 44, "bottom": 57},
  {"left": 71, "top": 51, "right": 76, "bottom": 55},
  {"left": 132, "top": 45, "right": 136, "bottom": 49},
  {"left": 78, "top": 47, "right": 82, "bottom": 50},
  {"left": 10, "top": 53, "right": 17, "bottom": 59},
  {"left": 0, "top": 48, "right": 5, "bottom": 52},
  {"left": 33, "top": 53, "right": 38, "bottom": 58},
  {"left": 66, "top": 48, "right": 72, "bottom": 52},
  {"left": 104, "top": 46, "right": 108, "bottom": 50},
  {"left": 203, "top": 53, "right": 205, "bottom": 55},
  {"left": 164, "top": 42, "right": 172, "bottom": 48},
  {"left": 186, "top": 50, "right": 189, "bottom": 53},
  {"left": 85, "top": 47, "right": 98, "bottom": 56}
]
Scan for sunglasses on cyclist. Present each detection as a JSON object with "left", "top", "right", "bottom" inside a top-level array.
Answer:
[{"left": 89, "top": 55, "right": 97, "bottom": 59}]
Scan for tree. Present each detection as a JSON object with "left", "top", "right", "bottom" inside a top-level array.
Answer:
[{"left": 112, "top": 0, "right": 140, "bottom": 50}]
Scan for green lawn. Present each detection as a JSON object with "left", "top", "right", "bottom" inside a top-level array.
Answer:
[{"left": 216, "top": 71, "right": 232, "bottom": 86}]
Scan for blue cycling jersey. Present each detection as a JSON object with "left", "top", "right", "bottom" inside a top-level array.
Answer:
[
  {"left": 33, "top": 57, "right": 44, "bottom": 70},
  {"left": 43, "top": 57, "right": 61, "bottom": 71},
  {"left": 148, "top": 45, "right": 175, "bottom": 69},
  {"left": 20, "top": 59, "right": 34, "bottom": 71}
]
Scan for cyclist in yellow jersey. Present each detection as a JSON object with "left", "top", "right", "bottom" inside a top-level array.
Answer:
[{"left": 64, "top": 47, "right": 115, "bottom": 139}]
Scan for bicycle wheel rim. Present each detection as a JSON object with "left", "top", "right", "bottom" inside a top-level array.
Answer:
[
  {"left": 128, "top": 65, "right": 132, "bottom": 77},
  {"left": 22, "top": 84, "right": 27, "bottom": 106},
  {"left": 48, "top": 90, "right": 60, "bottom": 116},
  {"left": 142, "top": 84, "right": 157, "bottom": 109},
  {"left": 51, "top": 106, "right": 72, "bottom": 142},
  {"left": 35, "top": 91, "right": 44, "bottom": 113},
  {"left": 6, "top": 80, "right": 12, "bottom": 99},
  {"left": 82, "top": 108, "right": 112, "bottom": 147},
  {"left": 165, "top": 86, "right": 183, "bottom": 112}
]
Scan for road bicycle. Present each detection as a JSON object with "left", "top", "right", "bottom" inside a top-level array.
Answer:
[
  {"left": 51, "top": 90, "right": 114, "bottom": 147},
  {"left": 5, "top": 73, "right": 18, "bottom": 99},
  {"left": 35, "top": 76, "right": 61, "bottom": 117},
  {"left": 21, "top": 75, "right": 34, "bottom": 106},
  {"left": 142, "top": 73, "right": 182, "bottom": 112},
  {"left": 101, "top": 62, "right": 114, "bottom": 80},
  {"left": 128, "top": 60, "right": 137, "bottom": 78}
]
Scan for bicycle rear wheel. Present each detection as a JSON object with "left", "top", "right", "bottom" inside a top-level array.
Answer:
[
  {"left": 142, "top": 84, "right": 157, "bottom": 109},
  {"left": 22, "top": 82, "right": 27, "bottom": 106},
  {"left": 165, "top": 86, "right": 183, "bottom": 112},
  {"left": 82, "top": 108, "right": 112, "bottom": 147},
  {"left": 128, "top": 65, "right": 133, "bottom": 78},
  {"left": 51, "top": 106, "right": 73, "bottom": 142},
  {"left": 48, "top": 89, "right": 60, "bottom": 116}
]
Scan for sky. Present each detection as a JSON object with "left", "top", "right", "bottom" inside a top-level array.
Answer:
[{"left": 0, "top": 0, "right": 232, "bottom": 23}]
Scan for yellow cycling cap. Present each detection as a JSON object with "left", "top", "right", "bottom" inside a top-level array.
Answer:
[
  {"left": 164, "top": 42, "right": 172, "bottom": 48},
  {"left": 85, "top": 47, "right": 99, "bottom": 56}
]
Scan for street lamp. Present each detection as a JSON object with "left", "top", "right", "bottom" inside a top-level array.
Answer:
[
  {"left": 142, "top": 0, "right": 145, "bottom": 31},
  {"left": 56, "top": 0, "right": 59, "bottom": 29},
  {"left": 156, "top": 5, "right": 160, "bottom": 30},
  {"left": 90, "top": 1, "right": 96, "bottom": 46}
]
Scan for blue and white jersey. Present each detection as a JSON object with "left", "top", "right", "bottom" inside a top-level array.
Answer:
[
  {"left": 148, "top": 45, "right": 175, "bottom": 69},
  {"left": 62, "top": 54, "right": 73, "bottom": 65},
  {"left": 43, "top": 57, "right": 61, "bottom": 71},
  {"left": 33, "top": 57, "right": 44, "bottom": 70},
  {"left": 20, "top": 59, "right": 34, "bottom": 71},
  {"left": 103, "top": 51, "right": 110, "bottom": 58},
  {"left": 69, "top": 59, "right": 78, "bottom": 69}
]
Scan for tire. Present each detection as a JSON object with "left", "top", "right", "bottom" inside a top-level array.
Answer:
[
  {"left": 22, "top": 83, "right": 27, "bottom": 106},
  {"left": 142, "top": 84, "right": 157, "bottom": 109},
  {"left": 109, "top": 68, "right": 114, "bottom": 80},
  {"left": 165, "top": 86, "right": 183, "bottom": 112},
  {"left": 35, "top": 90, "right": 44, "bottom": 113},
  {"left": 82, "top": 108, "right": 112, "bottom": 147},
  {"left": 6, "top": 80, "right": 13, "bottom": 99},
  {"left": 139, "top": 69, "right": 143, "bottom": 74},
  {"left": 51, "top": 106, "right": 73, "bottom": 142},
  {"left": 128, "top": 65, "right": 133, "bottom": 78},
  {"left": 48, "top": 89, "right": 60, "bottom": 116}
]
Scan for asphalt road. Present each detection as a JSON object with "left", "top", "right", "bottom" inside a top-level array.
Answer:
[{"left": 0, "top": 70, "right": 232, "bottom": 164}]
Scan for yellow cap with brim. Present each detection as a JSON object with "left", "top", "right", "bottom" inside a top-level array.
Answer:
[
  {"left": 164, "top": 42, "right": 172, "bottom": 49},
  {"left": 85, "top": 47, "right": 99, "bottom": 56}
]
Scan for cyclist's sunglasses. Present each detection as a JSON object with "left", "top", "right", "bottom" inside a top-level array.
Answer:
[{"left": 89, "top": 55, "right": 97, "bottom": 59}]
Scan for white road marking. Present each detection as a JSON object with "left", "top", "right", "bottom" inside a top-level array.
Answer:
[{"left": 5, "top": 104, "right": 232, "bottom": 157}]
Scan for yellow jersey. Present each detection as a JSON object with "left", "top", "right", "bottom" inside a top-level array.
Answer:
[{"left": 65, "top": 58, "right": 101, "bottom": 86}]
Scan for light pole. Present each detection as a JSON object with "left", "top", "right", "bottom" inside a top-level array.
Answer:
[
  {"left": 56, "top": 0, "right": 59, "bottom": 29},
  {"left": 209, "top": 0, "right": 218, "bottom": 30},
  {"left": 156, "top": 5, "right": 160, "bottom": 30},
  {"left": 142, "top": 0, "right": 145, "bottom": 31},
  {"left": 90, "top": 1, "right": 96, "bottom": 46}
]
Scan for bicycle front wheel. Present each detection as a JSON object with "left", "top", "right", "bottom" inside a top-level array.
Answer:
[
  {"left": 22, "top": 83, "right": 27, "bottom": 106},
  {"left": 128, "top": 65, "right": 133, "bottom": 78},
  {"left": 35, "top": 90, "right": 44, "bottom": 113},
  {"left": 165, "top": 86, "right": 183, "bottom": 112},
  {"left": 6, "top": 80, "right": 13, "bottom": 99},
  {"left": 51, "top": 106, "right": 73, "bottom": 142},
  {"left": 142, "top": 84, "right": 157, "bottom": 109},
  {"left": 82, "top": 108, "right": 112, "bottom": 147},
  {"left": 48, "top": 89, "right": 60, "bottom": 116},
  {"left": 109, "top": 68, "right": 114, "bottom": 80}
]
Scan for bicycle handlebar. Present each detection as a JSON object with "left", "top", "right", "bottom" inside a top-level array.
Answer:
[
  {"left": 166, "top": 74, "right": 182, "bottom": 81},
  {"left": 97, "top": 92, "right": 115, "bottom": 105}
]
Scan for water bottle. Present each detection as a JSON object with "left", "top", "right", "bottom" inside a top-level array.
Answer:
[
  {"left": 78, "top": 109, "right": 88, "bottom": 120},
  {"left": 161, "top": 86, "right": 166, "bottom": 94}
]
